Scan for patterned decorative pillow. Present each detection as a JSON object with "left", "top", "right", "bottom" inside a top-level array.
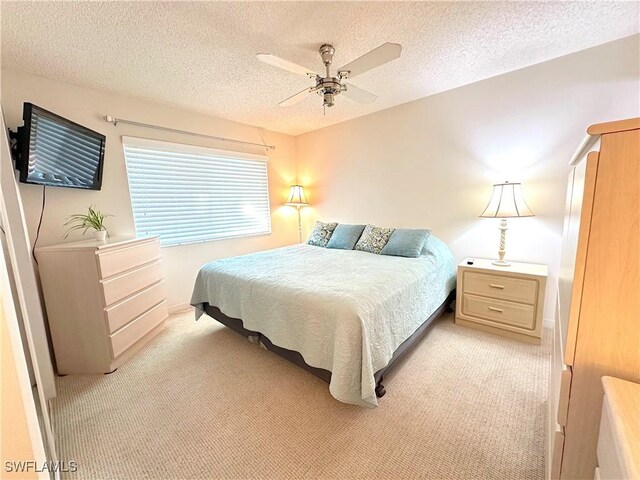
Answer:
[
  {"left": 307, "top": 221, "right": 338, "bottom": 247},
  {"left": 354, "top": 224, "right": 395, "bottom": 254}
]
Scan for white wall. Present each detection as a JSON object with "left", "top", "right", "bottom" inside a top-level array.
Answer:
[
  {"left": 296, "top": 35, "right": 640, "bottom": 320},
  {"left": 0, "top": 70, "right": 299, "bottom": 308},
  {"left": 2, "top": 35, "right": 638, "bottom": 319}
]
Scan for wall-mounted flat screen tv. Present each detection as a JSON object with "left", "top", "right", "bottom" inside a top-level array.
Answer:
[{"left": 17, "top": 103, "right": 105, "bottom": 190}]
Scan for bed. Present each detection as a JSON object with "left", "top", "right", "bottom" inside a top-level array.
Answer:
[{"left": 190, "top": 235, "right": 456, "bottom": 408}]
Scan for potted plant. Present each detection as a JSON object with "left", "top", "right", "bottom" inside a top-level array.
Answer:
[{"left": 64, "top": 206, "right": 111, "bottom": 243}]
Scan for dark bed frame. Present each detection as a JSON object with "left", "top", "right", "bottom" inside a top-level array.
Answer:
[{"left": 203, "top": 290, "right": 455, "bottom": 399}]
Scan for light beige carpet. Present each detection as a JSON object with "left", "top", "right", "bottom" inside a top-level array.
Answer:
[{"left": 51, "top": 311, "right": 550, "bottom": 480}]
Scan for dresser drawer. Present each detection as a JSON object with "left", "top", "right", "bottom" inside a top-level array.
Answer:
[
  {"left": 463, "top": 271, "right": 538, "bottom": 304},
  {"left": 105, "top": 281, "right": 167, "bottom": 333},
  {"left": 96, "top": 239, "right": 161, "bottom": 279},
  {"left": 101, "top": 261, "right": 164, "bottom": 306},
  {"left": 109, "top": 300, "right": 167, "bottom": 358},
  {"left": 462, "top": 293, "right": 535, "bottom": 329}
]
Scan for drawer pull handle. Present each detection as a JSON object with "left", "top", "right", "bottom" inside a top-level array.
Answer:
[
  {"left": 489, "top": 284, "right": 505, "bottom": 289},
  {"left": 488, "top": 306, "right": 504, "bottom": 313}
]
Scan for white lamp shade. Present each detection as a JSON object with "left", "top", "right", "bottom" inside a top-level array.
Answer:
[
  {"left": 480, "top": 182, "right": 534, "bottom": 218},
  {"left": 284, "top": 185, "right": 309, "bottom": 207}
]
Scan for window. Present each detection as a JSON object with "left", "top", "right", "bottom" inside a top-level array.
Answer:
[{"left": 123, "top": 137, "right": 271, "bottom": 247}]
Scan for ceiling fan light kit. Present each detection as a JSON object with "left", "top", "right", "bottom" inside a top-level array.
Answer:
[{"left": 257, "top": 42, "right": 402, "bottom": 110}]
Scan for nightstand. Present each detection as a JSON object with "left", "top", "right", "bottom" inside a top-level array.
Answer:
[{"left": 455, "top": 258, "right": 548, "bottom": 344}]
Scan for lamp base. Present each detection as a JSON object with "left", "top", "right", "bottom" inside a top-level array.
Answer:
[
  {"left": 492, "top": 260, "right": 511, "bottom": 267},
  {"left": 493, "top": 218, "right": 510, "bottom": 267}
]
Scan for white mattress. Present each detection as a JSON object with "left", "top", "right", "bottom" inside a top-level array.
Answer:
[{"left": 191, "top": 241, "right": 456, "bottom": 407}]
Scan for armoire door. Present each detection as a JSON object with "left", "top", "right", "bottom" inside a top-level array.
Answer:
[{"left": 561, "top": 126, "right": 640, "bottom": 479}]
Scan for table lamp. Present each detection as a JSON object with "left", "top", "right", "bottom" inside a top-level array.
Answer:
[
  {"left": 480, "top": 181, "right": 534, "bottom": 266},
  {"left": 285, "top": 185, "right": 309, "bottom": 242}
]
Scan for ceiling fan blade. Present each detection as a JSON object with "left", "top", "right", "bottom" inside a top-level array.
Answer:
[
  {"left": 342, "top": 84, "right": 377, "bottom": 104},
  {"left": 257, "top": 53, "right": 319, "bottom": 78},
  {"left": 279, "top": 87, "right": 315, "bottom": 107},
  {"left": 337, "top": 43, "right": 402, "bottom": 79}
]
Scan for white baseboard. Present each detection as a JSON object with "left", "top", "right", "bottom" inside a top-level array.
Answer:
[
  {"left": 543, "top": 317, "right": 554, "bottom": 329},
  {"left": 168, "top": 303, "right": 193, "bottom": 314}
]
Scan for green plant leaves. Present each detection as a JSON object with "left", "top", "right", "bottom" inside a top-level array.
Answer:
[{"left": 63, "top": 205, "right": 112, "bottom": 239}]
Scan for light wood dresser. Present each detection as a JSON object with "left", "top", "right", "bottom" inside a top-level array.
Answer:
[
  {"left": 36, "top": 236, "right": 168, "bottom": 374},
  {"left": 547, "top": 118, "right": 639, "bottom": 480},
  {"left": 455, "top": 258, "right": 547, "bottom": 344}
]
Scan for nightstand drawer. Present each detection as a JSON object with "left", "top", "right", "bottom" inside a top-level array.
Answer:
[
  {"left": 462, "top": 293, "right": 535, "bottom": 329},
  {"left": 463, "top": 271, "right": 538, "bottom": 305}
]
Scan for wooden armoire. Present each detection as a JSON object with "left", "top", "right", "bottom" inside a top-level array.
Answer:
[{"left": 547, "top": 118, "right": 640, "bottom": 479}]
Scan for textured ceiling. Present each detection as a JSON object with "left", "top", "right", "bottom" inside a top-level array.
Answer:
[{"left": 1, "top": 1, "right": 638, "bottom": 136}]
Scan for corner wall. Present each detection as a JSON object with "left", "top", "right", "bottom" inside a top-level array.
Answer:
[
  {"left": 295, "top": 35, "right": 640, "bottom": 320},
  {"left": 2, "top": 35, "right": 639, "bottom": 319},
  {"left": 0, "top": 70, "right": 299, "bottom": 308}
]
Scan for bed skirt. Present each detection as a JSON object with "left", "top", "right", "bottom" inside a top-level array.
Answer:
[{"left": 202, "top": 290, "right": 455, "bottom": 397}]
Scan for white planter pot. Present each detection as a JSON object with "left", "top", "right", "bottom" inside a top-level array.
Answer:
[{"left": 94, "top": 230, "right": 108, "bottom": 243}]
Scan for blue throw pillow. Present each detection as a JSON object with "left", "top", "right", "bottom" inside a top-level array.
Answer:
[
  {"left": 381, "top": 229, "right": 431, "bottom": 258},
  {"left": 326, "top": 224, "right": 366, "bottom": 250}
]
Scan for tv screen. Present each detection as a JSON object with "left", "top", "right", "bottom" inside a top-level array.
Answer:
[{"left": 18, "top": 103, "right": 105, "bottom": 190}]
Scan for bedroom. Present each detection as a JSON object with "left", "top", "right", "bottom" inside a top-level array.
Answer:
[{"left": 1, "top": 1, "right": 638, "bottom": 479}]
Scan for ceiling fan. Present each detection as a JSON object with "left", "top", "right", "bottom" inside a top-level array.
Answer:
[{"left": 257, "top": 43, "right": 402, "bottom": 109}]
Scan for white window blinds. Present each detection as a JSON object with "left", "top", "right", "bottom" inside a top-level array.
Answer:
[{"left": 123, "top": 137, "right": 271, "bottom": 247}]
